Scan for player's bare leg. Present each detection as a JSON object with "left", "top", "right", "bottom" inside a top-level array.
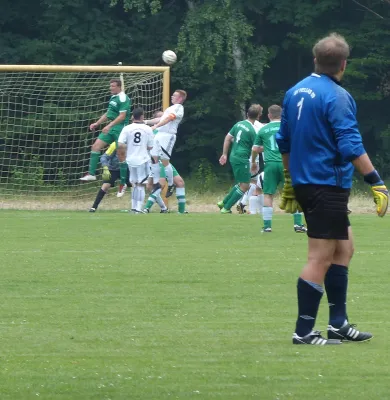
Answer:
[{"left": 81, "top": 138, "right": 107, "bottom": 181}]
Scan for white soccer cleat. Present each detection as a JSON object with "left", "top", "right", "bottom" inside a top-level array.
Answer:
[
  {"left": 80, "top": 173, "right": 96, "bottom": 181},
  {"left": 116, "top": 184, "right": 127, "bottom": 198}
]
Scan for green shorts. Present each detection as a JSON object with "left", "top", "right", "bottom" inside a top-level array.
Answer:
[
  {"left": 159, "top": 163, "right": 179, "bottom": 179},
  {"left": 262, "top": 162, "right": 284, "bottom": 195},
  {"left": 230, "top": 160, "right": 251, "bottom": 184},
  {"left": 98, "top": 126, "right": 123, "bottom": 145}
]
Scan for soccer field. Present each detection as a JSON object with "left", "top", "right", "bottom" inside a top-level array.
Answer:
[{"left": 0, "top": 211, "right": 389, "bottom": 400}]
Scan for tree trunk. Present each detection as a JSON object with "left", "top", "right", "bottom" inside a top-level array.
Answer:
[{"left": 232, "top": 40, "right": 246, "bottom": 119}]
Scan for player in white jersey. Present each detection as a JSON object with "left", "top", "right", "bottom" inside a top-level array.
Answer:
[
  {"left": 145, "top": 90, "right": 187, "bottom": 198},
  {"left": 236, "top": 105, "right": 265, "bottom": 214},
  {"left": 117, "top": 107, "right": 154, "bottom": 213}
]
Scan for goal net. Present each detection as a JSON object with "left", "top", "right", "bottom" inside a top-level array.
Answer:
[{"left": 0, "top": 65, "right": 169, "bottom": 210}]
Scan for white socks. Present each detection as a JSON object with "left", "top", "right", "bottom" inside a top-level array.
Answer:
[
  {"left": 249, "top": 195, "right": 264, "bottom": 214},
  {"left": 262, "top": 206, "right": 273, "bottom": 222}
]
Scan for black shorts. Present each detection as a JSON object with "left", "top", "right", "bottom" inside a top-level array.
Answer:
[
  {"left": 103, "top": 170, "right": 120, "bottom": 187},
  {"left": 294, "top": 184, "right": 350, "bottom": 240}
]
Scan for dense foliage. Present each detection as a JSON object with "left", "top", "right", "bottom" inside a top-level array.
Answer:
[{"left": 1, "top": 0, "right": 389, "bottom": 180}]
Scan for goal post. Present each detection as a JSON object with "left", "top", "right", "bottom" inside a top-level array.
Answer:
[{"left": 0, "top": 64, "right": 170, "bottom": 210}]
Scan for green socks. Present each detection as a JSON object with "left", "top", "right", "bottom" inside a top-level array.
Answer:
[
  {"left": 119, "top": 162, "right": 128, "bottom": 185},
  {"left": 223, "top": 185, "right": 238, "bottom": 207},
  {"left": 88, "top": 151, "right": 100, "bottom": 175},
  {"left": 294, "top": 212, "right": 303, "bottom": 225},
  {"left": 224, "top": 186, "right": 244, "bottom": 210}
]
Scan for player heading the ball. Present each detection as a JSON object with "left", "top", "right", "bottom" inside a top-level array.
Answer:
[{"left": 145, "top": 90, "right": 187, "bottom": 198}]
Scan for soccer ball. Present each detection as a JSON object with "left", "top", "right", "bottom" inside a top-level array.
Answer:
[{"left": 162, "top": 50, "right": 177, "bottom": 65}]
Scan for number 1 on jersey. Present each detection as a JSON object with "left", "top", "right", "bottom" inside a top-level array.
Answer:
[
  {"left": 236, "top": 130, "right": 242, "bottom": 143},
  {"left": 297, "top": 97, "right": 304, "bottom": 120}
]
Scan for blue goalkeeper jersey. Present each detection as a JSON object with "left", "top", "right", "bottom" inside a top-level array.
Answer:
[
  {"left": 100, "top": 151, "right": 119, "bottom": 171},
  {"left": 276, "top": 73, "right": 366, "bottom": 189}
]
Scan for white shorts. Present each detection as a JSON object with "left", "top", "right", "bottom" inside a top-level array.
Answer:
[
  {"left": 256, "top": 171, "right": 265, "bottom": 189},
  {"left": 128, "top": 161, "right": 150, "bottom": 184},
  {"left": 150, "top": 133, "right": 176, "bottom": 160}
]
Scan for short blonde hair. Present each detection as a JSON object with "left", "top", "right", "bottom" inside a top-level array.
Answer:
[
  {"left": 247, "top": 103, "right": 263, "bottom": 119},
  {"left": 175, "top": 89, "right": 187, "bottom": 101},
  {"left": 313, "top": 33, "right": 350, "bottom": 75},
  {"left": 268, "top": 105, "right": 282, "bottom": 119}
]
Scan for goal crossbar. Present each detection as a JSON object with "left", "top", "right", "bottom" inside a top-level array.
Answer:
[{"left": 0, "top": 65, "right": 171, "bottom": 110}]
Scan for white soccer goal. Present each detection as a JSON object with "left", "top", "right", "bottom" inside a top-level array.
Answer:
[{"left": 0, "top": 64, "right": 170, "bottom": 210}]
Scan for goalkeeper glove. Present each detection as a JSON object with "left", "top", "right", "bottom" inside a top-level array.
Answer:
[
  {"left": 364, "top": 170, "right": 389, "bottom": 217},
  {"left": 279, "top": 169, "right": 302, "bottom": 214},
  {"left": 102, "top": 166, "right": 111, "bottom": 181}
]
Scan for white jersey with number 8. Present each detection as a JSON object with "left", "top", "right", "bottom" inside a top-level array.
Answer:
[{"left": 118, "top": 122, "right": 154, "bottom": 167}]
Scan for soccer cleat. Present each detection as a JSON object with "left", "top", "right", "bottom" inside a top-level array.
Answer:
[
  {"left": 294, "top": 224, "right": 307, "bottom": 233},
  {"left": 143, "top": 208, "right": 150, "bottom": 214},
  {"left": 178, "top": 211, "right": 189, "bottom": 214},
  {"left": 165, "top": 185, "right": 175, "bottom": 198},
  {"left": 293, "top": 330, "right": 342, "bottom": 345},
  {"left": 217, "top": 201, "right": 224, "bottom": 210},
  {"left": 236, "top": 203, "right": 247, "bottom": 214},
  {"left": 89, "top": 208, "right": 96, "bottom": 213},
  {"left": 80, "top": 173, "right": 96, "bottom": 181},
  {"left": 160, "top": 208, "right": 170, "bottom": 213},
  {"left": 116, "top": 184, "right": 127, "bottom": 198},
  {"left": 327, "top": 323, "right": 373, "bottom": 342},
  {"left": 220, "top": 208, "right": 232, "bottom": 214},
  {"left": 261, "top": 227, "right": 272, "bottom": 233},
  {"left": 152, "top": 182, "right": 161, "bottom": 193}
]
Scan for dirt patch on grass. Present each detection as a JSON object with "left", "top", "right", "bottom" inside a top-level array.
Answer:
[{"left": 0, "top": 192, "right": 378, "bottom": 214}]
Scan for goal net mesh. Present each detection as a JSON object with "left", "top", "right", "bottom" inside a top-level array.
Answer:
[{"left": 0, "top": 69, "right": 164, "bottom": 210}]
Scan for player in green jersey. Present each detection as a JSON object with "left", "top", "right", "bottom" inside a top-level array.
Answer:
[
  {"left": 80, "top": 79, "right": 131, "bottom": 182},
  {"left": 218, "top": 104, "right": 261, "bottom": 214},
  {"left": 251, "top": 105, "right": 306, "bottom": 233}
]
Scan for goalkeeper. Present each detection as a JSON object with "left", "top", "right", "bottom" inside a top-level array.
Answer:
[
  {"left": 275, "top": 33, "right": 388, "bottom": 345},
  {"left": 251, "top": 105, "right": 306, "bottom": 233},
  {"left": 81, "top": 79, "right": 131, "bottom": 183},
  {"left": 89, "top": 143, "right": 129, "bottom": 212}
]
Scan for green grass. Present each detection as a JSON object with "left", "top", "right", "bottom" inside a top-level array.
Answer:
[{"left": 0, "top": 211, "right": 389, "bottom": 399}]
